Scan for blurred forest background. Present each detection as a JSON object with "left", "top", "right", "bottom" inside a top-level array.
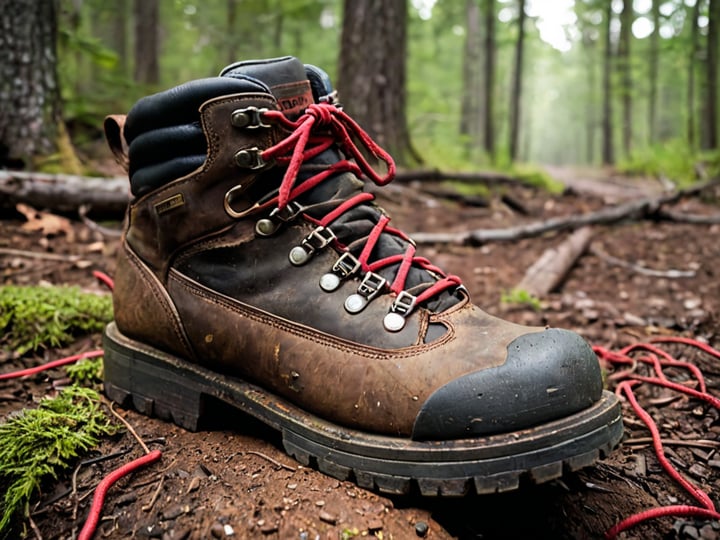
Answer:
[{"left": 1, "top": 0, "right": 719, "bottom": 185}]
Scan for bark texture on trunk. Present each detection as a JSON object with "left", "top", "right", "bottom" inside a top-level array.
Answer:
[
  {"left": 133, "top": 0, "right": 160, "bottom": 85},
  {"left": 705, "top": 0, "right": 719, "bottom": 149},
  {"left": 601, "top": 2, "right": 615, "bottom": 165},
  {"left": 509, "top": 0, "right": 526, "bottom": 162},
  {"left": 0, "top": 0, "right": 61, "bottom": 166},
  {"left": 483, "top": 0, "right": 497, "bottom": 161},
  {"left": 337, "top": 0, "right": 413, "bottom": 165}
]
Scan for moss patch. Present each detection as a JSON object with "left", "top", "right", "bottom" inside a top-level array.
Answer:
[
  {"left": 0, "top": 285, "right": 112, "bottom": 356},
  {"left": 0, "top": 386, "right": 117, "bottom": 537}
]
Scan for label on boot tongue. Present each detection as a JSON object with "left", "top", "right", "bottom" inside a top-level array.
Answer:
[{"left": 271, "top": 80, "right": 314, "bottom": 117}]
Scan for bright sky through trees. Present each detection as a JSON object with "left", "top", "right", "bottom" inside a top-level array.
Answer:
[{"left": 411, "top": 0, "right": 707, "bottom": 52}]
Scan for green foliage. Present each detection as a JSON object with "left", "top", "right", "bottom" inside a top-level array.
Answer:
[
  {"left": 510, "top": 164, "right": 566, "bottom": 194},
  {"left": 617, "top": 140, "right": 720, "bottom": 188},
  {"left": 66, "top": 357, "right": 104, "bottom": 386},
  {"left": 340, "top": 527, "right": 360, "bottom": 539},
  {"left": 501, "top": 288, "right": 542, "bottom": 311},
  {"left": 0, "top": 386, "right": 116, "bottom": 537},
  {"left": 0, "top": 286, "right": 113, "bottom": 356}
]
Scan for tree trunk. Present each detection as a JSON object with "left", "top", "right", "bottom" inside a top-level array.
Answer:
[
  {"left": 133, "top": 0, "right": 159, "bottom": 85},
  {"left": 509, "top": 0, "right": 526, "bottom": 162},
  {"left": 648, "top": 0, "right": 660, "bottom": 144},
  {"left": 227, "top": 0, "right": 238, "bottom": 65},
  {"left": 338, "top": 0, "right": 415, "bottom": 165},
  {"left": 0, "top": 0, "right": 61, "bottom": 167},
  {"left": 601, "top": 2, "right": 615, "bottom": 165},
  {"left": 688, "top": 0, "right": 701, "bottom": 149},
  {"left": 583, "top": 35, "right": 597, "bottom": 164},
  {"left": 111, "top": 0, "right": 129, "bottom": 76},
  {"left": 705, "top": 0, "right": 719, "bottom": 150},
  {"left": 483, "top": 0, "right": 497, "bottom": 162},
  {"left": 618, "top": 0, "right": 633, "bottom": 157},
  {"left": 460, "top": 0, "right": 482, "bottom": 150}
]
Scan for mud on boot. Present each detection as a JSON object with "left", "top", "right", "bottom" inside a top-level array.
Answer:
[{"left": 102, "top": 56, "right": 623, "bottom": 496}]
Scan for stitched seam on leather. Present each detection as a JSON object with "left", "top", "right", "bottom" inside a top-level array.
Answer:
[
  {"left": 170, "top": 270, "right": 453, "bottom": 359},
  {"left": 124, "top": 244, "right": 196, "bottom": 360}
]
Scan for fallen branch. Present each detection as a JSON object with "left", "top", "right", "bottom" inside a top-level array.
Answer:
[
  {"left": 516, "top": 227, "right": 593, "bottom": 296},
  {"left": 393, "top": 169, "right": 520, "bottom": 185},
  {"left": 0, "top": 170, "right": 129, "bottom": 215},
  {"left": 411, "top": 179, "right": 720, "bottom": 245},
  {"left": 0, "top": 247, "right": 84, "bottom": 262},
  {"left": 590, "top": 244, "right": 696, "bottom": 278},
  {"left": 656, "top": 209, "right": 720, "bottom": 224}
]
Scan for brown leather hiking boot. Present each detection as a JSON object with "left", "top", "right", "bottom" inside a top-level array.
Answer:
[{"left": 102, "top": 56, "right": 622, "bottom": 496}]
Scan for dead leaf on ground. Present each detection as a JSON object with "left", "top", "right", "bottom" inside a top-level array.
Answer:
[{"left": 16, "top": 203, "right": 76, "bottom": 242}]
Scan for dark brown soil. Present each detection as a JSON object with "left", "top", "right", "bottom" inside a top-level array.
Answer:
[{"left": 2, "top": 171, "right": 720, "bottom": 540}]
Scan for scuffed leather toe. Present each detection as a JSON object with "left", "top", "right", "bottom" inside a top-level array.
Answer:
[{"left": 412, "top": 328, "right": 603, "bottom": 440}]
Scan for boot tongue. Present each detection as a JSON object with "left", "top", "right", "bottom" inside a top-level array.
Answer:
[
  {"left": 222, "top": 56, "right": 353, "bottom": 206},
  {"left": 220, "top": 56, "right": 314, "bottom": 118}
]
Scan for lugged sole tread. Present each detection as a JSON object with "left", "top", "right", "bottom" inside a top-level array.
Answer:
[{"left": 102, "top": 322, "right": 624, "bottom": 497}]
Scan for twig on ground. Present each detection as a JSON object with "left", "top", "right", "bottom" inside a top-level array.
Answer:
[
  {"left": 141, "top": 476, "right": 164, "bottom": 512},
  {"left": 27, "top": 514, "right": 43, "bottom": 540},
  {"left": 590, "top": 244, "right": 696, "bottom": 278},
  {"left": 624, "top": 437, "right": 720, "bottom": 449},
  {"left": 107, "top": 402, "right": 150, "bottom": 454},
  {"left": 0, "top": 247, "right": 82, "bottom": 262},
  {"left": 78, "top": 205, "right": 123, "bottom": 238},
  {"left": 245, "top": 450, "right": 296, "bottom": 472},
  {"left": 657, "top": 209, "right": 720, "bottom": 224}
]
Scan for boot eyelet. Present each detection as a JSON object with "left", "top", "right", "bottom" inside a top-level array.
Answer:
[
  {"left": 319, "top": 273, "right": 341, "bottom": 292},
  {"left": 234, "top": 147, "right": 267, "bottom": 169},
  {"left": 288, "top": 226, "right": 336, "bottom": 266},
  {"left": 383, "top": 291, "right": 417, "bottom": 332},
  {"left": 344, "top": 272, "right": 386, "bottom": 314},
  {"left": 319, "top": 252, "right": 361, "bottom": 292},
  {"left": 231, "top": 106, "right": 271, "bottom": 129},
  {"left": 344, "top": 294, "right": 367, "bottom": 313},
  {"left": 255, "top": 218, "right": 279, "bottom": 237},
  {"left": 289, "top": 246, "right": 311, "bottom": 265},
  {"left": 383, "top": 312, "right": 406, "bottom": 332}
]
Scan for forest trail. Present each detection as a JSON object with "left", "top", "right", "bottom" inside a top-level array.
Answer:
[{"left": 544, "top": 165, "right": 667, "bottom": 202}]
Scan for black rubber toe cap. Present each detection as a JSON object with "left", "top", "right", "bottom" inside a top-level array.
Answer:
[{"left": 412, "top": 328, "right": 603, "bottom": 440}]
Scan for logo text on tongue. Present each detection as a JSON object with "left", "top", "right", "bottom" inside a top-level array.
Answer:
[{"left": 271, "top": 81, "right": 314, "bottom": 116}]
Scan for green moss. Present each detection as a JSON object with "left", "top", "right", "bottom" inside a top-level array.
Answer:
[
  {"left": 0, "top": 286, "right": 113, "bottom": 356},
  {"left": 501, "top": 288, "right": 542, "bottom": 311},
  {"left": 0, "top": 386, "right": 117, "bottom": 537},
  {"left": 617, "top": 140, "right": 720, "bottom": 188},
  {"left": 510, "top": 164, "right": 566, "bottom": 194},
  {"left": 66, "top": 357, "right": 104, "bottom": 386}
]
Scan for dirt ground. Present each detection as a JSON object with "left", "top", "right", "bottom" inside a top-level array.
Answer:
[{"left": 2, "top": 168, "right": 720, "bottom": 539}]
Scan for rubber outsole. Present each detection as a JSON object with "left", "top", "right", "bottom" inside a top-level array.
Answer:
[{"left": 102, "top": 322, "right": 624, "bottom": 496}]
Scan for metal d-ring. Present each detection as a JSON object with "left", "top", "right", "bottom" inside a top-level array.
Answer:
[{"left": 224, "top": 184, "right": 261, "bottom": 219}]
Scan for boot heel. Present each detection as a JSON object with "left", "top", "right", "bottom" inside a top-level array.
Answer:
[{"left": 103, "top": 323, "right": 204, "bottom": 431}]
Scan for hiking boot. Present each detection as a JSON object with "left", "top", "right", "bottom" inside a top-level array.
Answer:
[{"left": 102, "top": 56, "right": 622, "bottom": 496}]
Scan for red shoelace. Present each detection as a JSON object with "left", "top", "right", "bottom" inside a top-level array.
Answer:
[
  {"left": 254, "top": 103, "right": 462, "bottom": 312},
  {"left": 3, "top": 280, "right": 720, "bottom": 536},
  {"left": 595, "top": 337, "right": 720, "bottom": 538}
]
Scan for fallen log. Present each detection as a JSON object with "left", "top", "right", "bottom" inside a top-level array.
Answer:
[
  {"left": 516, "top": 227, "right": 593, "bottom": 297},
  {"left": 411, "top": 179, "right": 720, "bottom": 245},
  {"left": 393, "top": 169, "right": 521, "bottom": 185},
  {"left": 0, "top": 170, "right": 129, "bottom": 215}
]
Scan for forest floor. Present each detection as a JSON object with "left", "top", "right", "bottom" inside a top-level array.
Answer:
[{"left": 2, "top": 167, "right": 720, "bottom": 539}]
